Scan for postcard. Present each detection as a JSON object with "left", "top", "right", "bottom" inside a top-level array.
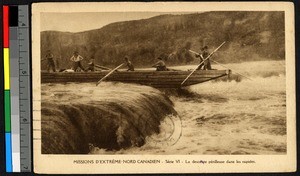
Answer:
[{"left": 32, "top": 2, "right": 296, "bottom": 174}]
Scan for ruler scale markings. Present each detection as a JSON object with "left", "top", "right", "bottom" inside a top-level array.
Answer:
[{"left": 18, "top": 5, "right": 31, "bottom": 172}]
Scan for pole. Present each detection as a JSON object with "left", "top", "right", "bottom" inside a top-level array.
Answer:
[
  {"left": 96, "top": 63, "right": 124, "bottom": 86},
  {"left": 181, "top": 41, "right": 226, "bottom": 85}
]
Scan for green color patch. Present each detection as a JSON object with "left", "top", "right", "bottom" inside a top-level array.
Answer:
[{"left": 4, "top": 90, "right": 11, "bottom": 132}]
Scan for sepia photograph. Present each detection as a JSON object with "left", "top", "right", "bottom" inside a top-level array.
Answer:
[{"left": 32, "top": 2, "right": 295, "bottom": 174}]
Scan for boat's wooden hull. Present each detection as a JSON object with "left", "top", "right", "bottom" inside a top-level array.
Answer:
[{"left": 41, "top": 70, "right": 230, "bottom": 88}]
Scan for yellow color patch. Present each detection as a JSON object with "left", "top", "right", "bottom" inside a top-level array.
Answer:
[{"left": 4, "top": 48, "right": 10, "bottom": 90}]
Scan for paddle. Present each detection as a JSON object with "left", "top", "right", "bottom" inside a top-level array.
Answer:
[
  {"left": 181, "top": 42, "right": 226, "bottom": 85},
  {"left": 96, "top": 63, "right": 124, "bottom": 86}
]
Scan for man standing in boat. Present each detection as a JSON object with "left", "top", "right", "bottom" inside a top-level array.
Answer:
[
  {"left": 70, "top": 51, "right": 85, "bottom": 72},
  {"left": 195, "top": 46, "right": 211, "bottom": 70},
  {"left": 124, "top": 56, "right": 134, "bottom": 71},
  {"left": 152, "top": 57, "right": 168, "bottom": 71},
  {"left": 195, "top": 49, "right": 204, "bottom": 70},
  {"left": 202, "top": 46, "right": 212, "bottom": 70},
  {"left": 44, "top": 50, "right": 56, "bottom": 72}
]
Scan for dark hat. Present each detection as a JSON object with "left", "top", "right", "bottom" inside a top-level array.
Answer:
[
  {"left": 157, "top": 57, "right": 163, "bottom": 60},
  {"left": 202, "top": 46, "right": 208, "bottom": 50}
]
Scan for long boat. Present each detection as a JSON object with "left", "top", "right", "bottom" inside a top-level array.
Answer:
[{"left": 41, "top": 69, "right": 231, "bottom": 88}]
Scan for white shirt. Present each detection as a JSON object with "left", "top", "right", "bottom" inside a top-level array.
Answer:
[{"left": 70, "top": 55, "right": 84, "bottom": 62}]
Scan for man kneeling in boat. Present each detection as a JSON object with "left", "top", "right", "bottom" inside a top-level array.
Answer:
[
  {"left": 124, "top": 56, "right": 134, "bottom": 71},
  {"left": 85, "top": 59, "right": 95, "bottom": 72},
  {"left": 152, "top": 57, "right": 168, "bottom": 71}
]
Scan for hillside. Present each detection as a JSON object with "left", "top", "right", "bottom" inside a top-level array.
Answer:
[{"left": 40, "top": 11, "right": 285, "bottom": 70}]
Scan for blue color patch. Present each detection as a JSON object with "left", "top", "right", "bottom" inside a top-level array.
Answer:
[{"left": 5, "top": 132, "right": 12, "bottom": 172}]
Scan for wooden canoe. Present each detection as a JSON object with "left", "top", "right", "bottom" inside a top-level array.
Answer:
[{"left": 41, "top": 70, "right": 230, "bottom": 88}]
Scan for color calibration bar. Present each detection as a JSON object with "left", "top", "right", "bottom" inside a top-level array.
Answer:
[
  {"left": 3, "top": 5, "right": 12, "bottom": 172},
  {"left": 3, "top": 5, "right": 31, "bottom": 172}
]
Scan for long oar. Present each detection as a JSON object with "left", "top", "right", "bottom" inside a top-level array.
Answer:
[
  {"left": 210, "top": 59, "right": 253, "bottom": 81},
  {"left": 94, "top": 64, "right": 111, "bottom": 70},
  {"left": 96, "top": 63, "right": 124, "bottom": 86},
  {"left": 181, "top": 42, "right": 226, "bottom": 85}
]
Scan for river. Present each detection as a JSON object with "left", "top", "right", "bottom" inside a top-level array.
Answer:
[{"left": 41, "top": 60, "right": 286, "bottom": 155}]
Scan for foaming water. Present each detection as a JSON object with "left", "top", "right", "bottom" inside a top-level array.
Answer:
[
  {"left": 170, "top": 75, "right": 286, "bottom": 155},
  {"left": 41, "top": 82, "right": 176, "bottom": 154},
  {"left": 42, "top": 60, "right": 287, "bottom": 155},
  {"left": 94, "top": 60, "right": 286, "bottom": 155}
]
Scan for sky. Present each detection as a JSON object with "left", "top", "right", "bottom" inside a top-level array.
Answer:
[{"left": 41, "top": 12, "right": 174, "bottom": 33}]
